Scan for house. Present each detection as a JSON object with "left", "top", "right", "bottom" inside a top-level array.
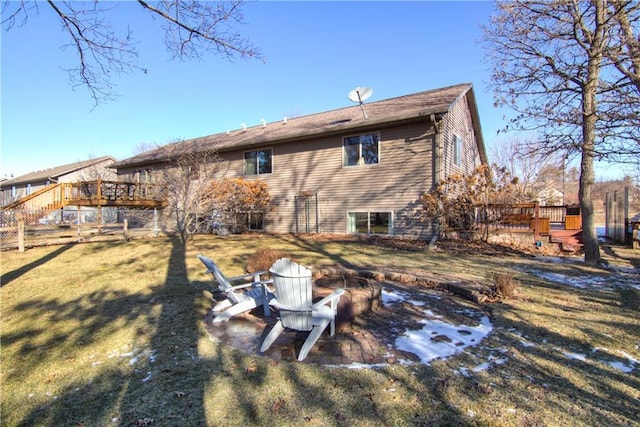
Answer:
[
  {"left": 534, "top": 186, "right": 564, "bottom": 206},
  {"left": 110, "top": 83, "right": 488, "bottom": 239},
  {"left": 0, "top": 156, "right": 117, "bottom": 207}
]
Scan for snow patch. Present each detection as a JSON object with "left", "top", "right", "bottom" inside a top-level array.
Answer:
[{"left": 396, "top": 315, "right": 493, "bottom": 364}]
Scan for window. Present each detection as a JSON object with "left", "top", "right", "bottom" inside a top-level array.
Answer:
[
  {"left": 453, "top": 134, "right": 462, "bottom": 166},
  {"left": 26, "top": 184, "right": 31, "bottom": 195},
  {"left": 135, "top": 168, "right": 154, "bottom": 183},
  {"left": 347, "top": 211, "right": 392, "bottom": 235},
  {"left": 245, "top": 149, "right": 272, "bottom": 175},
  {"left": 11, "top": 186, "right": 16, "bottom": 198},
  {"left": 237, "top": 212, "right": 265, "bottom": 231},
  {"left": 343, "top": 133, "right": 379, "bottom": 167}
]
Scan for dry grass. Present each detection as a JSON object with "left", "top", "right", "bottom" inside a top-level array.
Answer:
[
  {"left": 245, "top": 248, "right": 294, "bottom": 273},
  {"left": 1, "top": 234, "right": 639, "bottom": 426}
]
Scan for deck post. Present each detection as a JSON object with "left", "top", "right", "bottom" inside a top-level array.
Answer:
[
  {"left": 77, "top": 206, "right": 82, "bottom": 236},
  {"left": 97, "top": 206, "right": 103, "bottom": 234},
  {"left": 123, "top": 219, "right": 129, "bottom": 241},
  {"left": 17, "top": 220, "right": 25, "bottom": 252},
  {"left": 153, "top": 208, "right": 159, "bottom": 237}
]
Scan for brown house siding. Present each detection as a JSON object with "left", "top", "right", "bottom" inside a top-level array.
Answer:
[
  {"left": 109, "top": 84, "right": 487, "bottom": 240},
  {"left": 228, "top": 120, "right": 436, "bottom": 237},
  {"left": 441, "top": 94, "right": 482, "bottom": 177},
  {"left": 117, "top": 107, "right": 477, "bottom": 239}
]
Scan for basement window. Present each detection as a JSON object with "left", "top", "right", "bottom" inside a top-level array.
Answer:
[{"left": 347, "top": 211, "right": 392, "bottom": 235}]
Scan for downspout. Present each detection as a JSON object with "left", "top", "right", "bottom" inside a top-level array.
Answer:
[
  {"left": 431, "top": 113, "right": 444, "bottom": 187},
  {"left": 428, "top": 113, "right": 444, "bottom": 250}
]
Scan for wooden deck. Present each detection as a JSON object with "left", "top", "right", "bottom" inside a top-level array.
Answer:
[
  {"left": 2, "top": 180, "right": 166, "bottom": 212},
  {"left": 482, "top": 202, "right": 583, "bottom": 249}
]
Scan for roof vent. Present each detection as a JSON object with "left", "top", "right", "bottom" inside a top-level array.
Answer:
[
  {"left": 329, "top": 118, "right": 352, "bottom": 126},
  {"left": 241, "top": 123, "right": 247, "bottom": 131},
  {"left": 261, "top": 119, "right": 266, "bottom": 127},
  {"left": 283, "top": 117, "right": 287, "bottom": 124}
]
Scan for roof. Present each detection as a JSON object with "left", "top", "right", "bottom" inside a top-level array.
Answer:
[
  {"left": 0, "top": 156, "right": 116, "bottom": 187},
  {"left": 111, "top": 83, "right": 486, "bottom": 169}
]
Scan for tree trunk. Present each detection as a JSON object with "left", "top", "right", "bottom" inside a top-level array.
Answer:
[
  {"left": 579, "top": 148, "right": 600, "bottom": 265},
  {"left": 580, "top": 0, "right": 605, "bottom": 266}
]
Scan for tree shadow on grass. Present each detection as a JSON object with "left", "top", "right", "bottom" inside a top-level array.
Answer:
[
  {"left": 10, "top": 236, "right": 216, "bottom": 425},
  {"left": 1, "top": 244, "right": 75, "bottom": 287},
  {"left": 9, "top": 235, "right": 639, "bottom": 425},
  {"left": 114, "top": 235, "right": 209, "bottom": 425}
]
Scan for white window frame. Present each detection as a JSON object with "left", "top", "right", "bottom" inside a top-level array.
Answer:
[
  {"left": 244, "top": 148, "right": 273, "bottom": 176},
  {"left": 342, "top": 132, "right": 380, "bottom": 167},
  {"left": 237, "top": 212, "right": 265, "bottom": 231},
  {"left": 453, "top": 134, "right": 462, "bottom": 166},
  {"left": 347, "top": 211, "right": 393, "bottom": 235}
]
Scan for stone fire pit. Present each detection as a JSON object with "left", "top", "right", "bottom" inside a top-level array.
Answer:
[
  {"left": 313, "top": 269, "right": 383, "bottom": 331},
  {"left": 203, "top": 263, "right": 494, "bottom": 365}
]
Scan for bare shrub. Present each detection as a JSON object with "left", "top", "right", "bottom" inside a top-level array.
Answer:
[
  {"left": 492, "top": 273, "right": 518, "bottom": 299},
  {"left": 246, "top": 248, "right": 293, "bottom": 273}
]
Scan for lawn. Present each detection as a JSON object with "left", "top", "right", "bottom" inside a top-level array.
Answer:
[{"left": 1, "top": 234, "right": 639, "bottom": 426}]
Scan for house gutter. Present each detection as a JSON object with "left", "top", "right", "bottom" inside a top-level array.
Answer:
[{"left": 109, "top": 112, "right": 446, "bottom": 170}]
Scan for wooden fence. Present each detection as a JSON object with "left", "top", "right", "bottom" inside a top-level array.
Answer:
[
  {"left": 605, "top": 187, "right": 630, "bottom": 243},
  {"left": 1, "top": 207, "right": 161, "bottom": 251}
]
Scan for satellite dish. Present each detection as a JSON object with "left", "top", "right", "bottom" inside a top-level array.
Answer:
[
  {"left": 348, "top": 87, "right": 373, "bottom": 103},
  {"left": 348, "top": 87, "right": 373, "bottom": 120}
]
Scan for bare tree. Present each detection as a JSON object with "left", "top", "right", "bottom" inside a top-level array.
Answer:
[
  {"left": 76, "top": 156, "right": 118, "bottom": 181},
  {"left": 132, "top": 142, "right": 160, "bottom": 156},
  {"left": 1, "top": 1, "right": 263, "bottom": 106},
  {"left": 158, "top": 147, "right": 222, "bottom": 246},
  {"left": 490, "top": 135, "right": 561, "bottom": 199},
  {"left": 483, "top": 0, "right": 640, "bottom": 265},
  {"left": 421, "top": 165, "right": 526, "bottom": 242}
]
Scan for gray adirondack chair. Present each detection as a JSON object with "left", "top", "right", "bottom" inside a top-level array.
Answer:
[
  {"left": 197, "top": 254, "right": 275, "bottom": 323},
  {"left": 260, "top": 258, "right": 344, "bottom": 361}
]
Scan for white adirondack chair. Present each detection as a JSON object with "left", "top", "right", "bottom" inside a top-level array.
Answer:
[
  {"left": 260, "top": 258, "right": 344, "bottom": 361},
  {"left": 197, "top": 254, "right": 275, "bottom": 323}
]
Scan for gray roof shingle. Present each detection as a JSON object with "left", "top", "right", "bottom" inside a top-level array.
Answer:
[
  {"left": 1, "top": 156, "right": 116, "bottom": 187},
  {"left": 111, "top": 83, "right": 483, "bottom": 169}
]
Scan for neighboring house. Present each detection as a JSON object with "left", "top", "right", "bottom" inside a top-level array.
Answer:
[
  {"left": 0, "top": 156, "right": 117, "bottom": 207},
  {"left": 110, "top": 83, "right": 487, "bottom": 239},
  {"left": 534, "top": 186, "right": 564, "bottom": 206}
]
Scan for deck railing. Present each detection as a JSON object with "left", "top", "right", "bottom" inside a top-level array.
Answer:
[
  {"left": 2, "top": 180, "right": 166, "bottom": 213},
  {"left": 474, "top": 203, "right": 579, "bottom": 240},
  {"left": 1, "top": 183, "right": 70, "bottom": 211},
  {"left": 68, "top": 180, "right": 165, "bottom": 204}
]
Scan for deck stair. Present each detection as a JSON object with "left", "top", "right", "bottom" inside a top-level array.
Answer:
[
  {"left": 549, "top": 229, "right": 583, "bottom": 252},
  {"left": 1, "top": 181, "right": 166, "bottom": 226}
]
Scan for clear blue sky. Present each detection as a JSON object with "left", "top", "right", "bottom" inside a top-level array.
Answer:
[{"left": 0, "top": 1, "right": 620, "bottom": 180}]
